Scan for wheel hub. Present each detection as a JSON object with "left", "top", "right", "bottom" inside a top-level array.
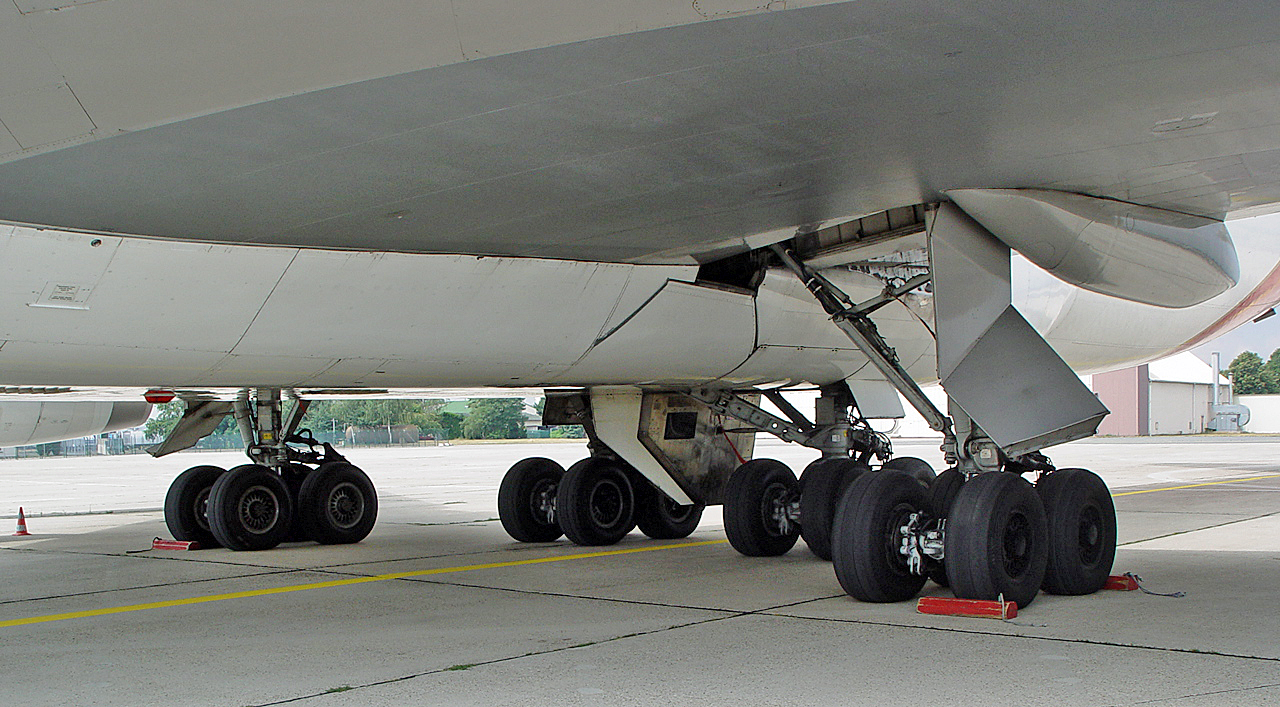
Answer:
[
  {"left": 1078, "top": 503, "right": 1104, "bottom": 564},
  {"left": 762, "top": 482, "right": 798, "bottom": 537},
  {"left": 239, "top": 485, "right": 280, "bottom": 535},
  {"left": 194, "top": 487, "right": 212, "bottom": 532},
  {"left": 531, "top": 479, "right": 558, "bottom": 525},
  {"left": 326, "top": 481, "right": 365, "bottom": 529},
  {"left": 1002, "top": 511, "right": 1032, "bottom": 578},
  {"left": 589, "top": 478, "right": 625, "bottom": 529}
]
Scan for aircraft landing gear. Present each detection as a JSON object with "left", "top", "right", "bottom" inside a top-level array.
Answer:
[
  {"left": 798, "top": 458, "right": 866, "bottom": 561},
  {"left": 497, "top": 457, "right": 566, "bottom": 543},
  {"left": 161, "top": 389, "right": 378, "bottom": 551},
  {"left": 723, "top": 459, "right": 801, "bottom": 557},
  {"left": 754, "top": 210, "right": 1116, "bottom": 608},
  {"left": 498, "top": 450, "right": 707, "bottom": 546},
  {"left": 163, "top": 464, "right": 228, "bottom": 548},
  {"left": 1036, "top": 468, "right": 1117, "bottom": 595}
]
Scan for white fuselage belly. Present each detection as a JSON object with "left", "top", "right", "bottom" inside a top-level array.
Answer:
[{"left": 2, "top": 217, "right": 1277, "bottom": 392}]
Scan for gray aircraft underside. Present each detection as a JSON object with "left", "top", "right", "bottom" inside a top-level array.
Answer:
[
  {"left": 2, "top": 1, "right": 1280, "bottom": 434},
  {"left": 3, "top": 1, "right": 1280, "bottom": 262},
  {"left": 7, "top": 2, "right": 1280, "bottom": 613}
]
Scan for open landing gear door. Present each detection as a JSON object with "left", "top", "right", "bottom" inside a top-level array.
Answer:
[{"left": 930, "top": 203, "right": 1108, "bottom": 457}]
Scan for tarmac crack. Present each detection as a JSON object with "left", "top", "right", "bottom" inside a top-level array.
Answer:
[
  {"left": 0, "top": 544, "right": 300, "bottom": 571},
  {"left": 0, "top": 567, "right": 306, "bottom": 606},
  {"left": 761, "top": 609, "right": 1280, "bottom": 665},
  {"left": 242, "top": 594, "right": 844, "bottom": 706},
  {"left": 1118, "top": 510, "right": 1280, "bottom": 546},
  {"left": 1112, "top": 681, "right": 1280, "bottom": 705}
]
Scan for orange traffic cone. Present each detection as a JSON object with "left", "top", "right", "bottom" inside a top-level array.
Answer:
[{"left": 13, "top": 507, "right": 31, "bottom": 536}]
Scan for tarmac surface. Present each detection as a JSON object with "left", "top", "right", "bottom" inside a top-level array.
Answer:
[{"left": 2, "top": 437, "right": 1279, "bottom": 706}]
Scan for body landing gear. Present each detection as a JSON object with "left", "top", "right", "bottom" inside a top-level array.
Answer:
[
  {"left": 161, "top": 389, "right": 378, "bottom": 551},
  {"left": 498, "top": 453, "right": 705, "bottom": 546}
]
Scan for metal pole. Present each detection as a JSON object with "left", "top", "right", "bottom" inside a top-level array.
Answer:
[{"left": 1212, "top": 352, "right": 1221, "bottom": 406}]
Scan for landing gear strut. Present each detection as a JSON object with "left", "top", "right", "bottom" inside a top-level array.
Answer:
[{"left": 162, "top": 389, "right": 378, "bottom": 551}]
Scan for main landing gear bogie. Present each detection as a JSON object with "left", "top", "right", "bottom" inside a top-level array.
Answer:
[
  {"left": 163, "top": 438, "right": 379, "bottom": 552},
  {"left": 498, "top": 455, "right": 706, "bottom": 546},
  {"left": 818, "top": 464, "right": 1116, "bottom": 609}
]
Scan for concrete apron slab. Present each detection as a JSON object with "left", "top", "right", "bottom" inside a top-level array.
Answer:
[
  {"left": 314, "top": 612, "right": 1280, "bottom": 707},
  {"left": 0, "top": 561, "right": 726, "bottom": 707},
  {"left": 2, "top": 439, "right": 1279, "bottom": 706}
]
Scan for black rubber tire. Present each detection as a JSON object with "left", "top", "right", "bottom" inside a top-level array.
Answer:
[
  {"left": 831, "top": 470, "right": 930, "bottom": 603},
  {"left": 298, "top": 462, "right": 378, "bottom": 545},
  {"left": 925, "top": 469, "right": 966, "bottom": 586},
  {"left": 799, "top": 458, "right": 868, "bottom": 560},
  {"left": 883, "top": 456, "right": 937, "bottom": 486},
  {"left": 556, "top": 457, "right": 636, "bottom": 546},
  {"left": 634, "top": 482, "right": 704, "bottom": 539},
  {"left": 282, "top": 464, "right": 314, "bottom": 543},
  {"left": 1037, "top": 468, "right": 1117, "bottom": 595},
  {"left": 163, "top": 465, "right": 226, "bottom": 548},
  {"left": 207, "top": 464, "right": 294, "bottom": 551},
  {"left": 498, "top": 457, "right": 566, "bottom": 542},
  {"left": 723, "top": 459, "right": 800, "bottom": 557},
  {"left": 946, "top": 472, "right": 1048, "bottom": 608}
]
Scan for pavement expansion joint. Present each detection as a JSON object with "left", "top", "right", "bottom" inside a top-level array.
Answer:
[
  {"left": 1118, "top": 510, "right": 1280, "bottom": 546},
  {"left": 1116, "top": 681, "right": 1280, "bottom": 706},
  {"left": 763, "top": 609, "right": 1280, "bottom": 664},
  {"left": 407, "top": 574, "right": 846, "bottom": 616},
  {"left": 0, "top": 544, "right": 298, "bottom": 571},
  {"left": 0, "top": 568, "right": 305, "bottom": 606},
  {"left": 240, "top": 595, "right": 851, "bottom": 707}
]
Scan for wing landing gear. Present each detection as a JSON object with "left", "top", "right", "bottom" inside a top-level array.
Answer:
[
  {"left": 161, "top": 388, "right": 378, "bottom": 551},
  {"left": 744, "top": 208, "right": 1116, "bottom": 608}
]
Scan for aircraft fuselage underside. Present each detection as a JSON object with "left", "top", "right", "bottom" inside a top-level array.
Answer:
[{"left": 3, "top": 195, "right": 1279, "bottom": 610}]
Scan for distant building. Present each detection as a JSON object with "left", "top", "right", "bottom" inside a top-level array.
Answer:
[{"left": 1091, "top": 352, "right": 1230, "bottom": 436}]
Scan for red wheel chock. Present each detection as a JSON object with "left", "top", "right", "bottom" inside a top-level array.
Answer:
[
  {"left": 916, "top": 596, "right": 1017, "bottom": 619},
  {"left": 152, "top": 537, "right": 200, "bottom": 551},
  {"left": 1103, "top": 574, "right": 1140, "bottom": 591}
]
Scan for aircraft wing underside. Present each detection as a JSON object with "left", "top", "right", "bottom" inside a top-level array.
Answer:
[{"left": 1, "top": 1, "right": 1280, "bottom": 263}]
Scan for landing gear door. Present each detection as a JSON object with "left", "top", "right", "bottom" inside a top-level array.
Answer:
[{"left": 638, "top": 391, "right": 756, "bottom": 506}]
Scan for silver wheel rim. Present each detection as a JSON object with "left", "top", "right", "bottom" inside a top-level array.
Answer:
[
  {"left": 327, "top": 481, "right": 365, "bottom": 529},
  {"left": 238, "top": 485, "right": 280, "bottom": 535},
  {"left": 589, "top": 478, "right": 626, "bottom": 529}
]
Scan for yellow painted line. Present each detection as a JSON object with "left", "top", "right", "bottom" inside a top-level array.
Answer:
[
  {"left": 1113, "top": 473, "right": 1280, "bottom": 497},
  {"left": 0, "top": 539, "right": 728, "bottom": 629}
]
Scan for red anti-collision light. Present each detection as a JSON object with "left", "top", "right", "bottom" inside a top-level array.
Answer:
[{"left": 144, "top": 389, "right": 175, "bottom": 404}]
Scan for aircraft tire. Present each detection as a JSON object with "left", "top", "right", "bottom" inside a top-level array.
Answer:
[
  {"left": 298, "top": 462, "right": 378, "bottom": 545},
  {"left": 722, "top": 459, "right": 799, "bottom": 557},
  {"left": 831, "top": 470, "right": 929, "bottom": 602},
  {"left": 164, "top": 465, "right": 227, "bottom": 548},
  {"left": 799, "top": 458, "right": 867, "bottom": 561},
  {"left": 1036, "top": 468, "right": 1116, "bottom": 595},
  {"left": 925, "top": 469, "right": 966, "bottom": 586},
  {"left": 207, "top": 464, "right": 294, "bottom": 551},
  {"left": 282, "top": 464, "right": 314, "bottom": 543},
  {"left": 882, "top": 456, "right": 937, "bottom": 487},
  {"left": 556, "top": 457, "right": 636, "bottom": 546},
  {"left": 634, "top": 482, "right": 703, "bottom": 539},
  {"left": 945, "top": 472, "right": 1048, "bottom": 608},
  {"left": 497, "top": 457, "right": 565, "bottom": 542}
]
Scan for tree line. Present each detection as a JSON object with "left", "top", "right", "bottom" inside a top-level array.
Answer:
[
  {"left": 1225, "top": 349, "right": 1280, "bottom": 394},
  {"left": 145, "top": 397, "right": 574, "bottom": 442}
]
